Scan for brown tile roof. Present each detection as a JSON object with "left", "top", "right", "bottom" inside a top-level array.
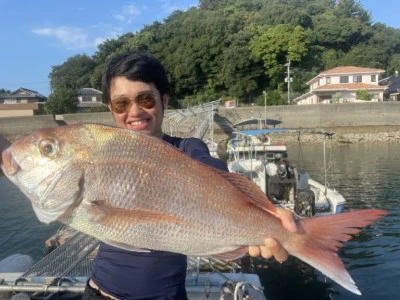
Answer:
[
  {"left": 314, "top": 83, "right": 386, "bottom": 91},
  {"left": 322, "top": 66, "right": 385, "bottom": 75}
]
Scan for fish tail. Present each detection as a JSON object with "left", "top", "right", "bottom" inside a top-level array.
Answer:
[{"left": 288, "top": 209, "right": 387, "bottom": 295}]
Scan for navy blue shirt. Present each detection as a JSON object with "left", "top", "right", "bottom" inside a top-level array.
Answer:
[{"left": 90, "top": 135, "right": 228, "bottom": 299}]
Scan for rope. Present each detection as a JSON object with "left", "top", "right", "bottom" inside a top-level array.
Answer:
[{"left": 233, "top": 281, "right": 267, "bottom": 300}]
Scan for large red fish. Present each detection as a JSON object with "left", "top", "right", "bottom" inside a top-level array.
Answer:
[{"left": 1, "top": 123, "right": 387, "bottom": 295}]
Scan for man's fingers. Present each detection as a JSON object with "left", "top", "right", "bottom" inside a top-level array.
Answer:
[
  {"left": 273, "top": 246, "right": 289, "bottom": 263},
  {"left": 248, "top": 208, "right": 296, "bottom": 261},
  {"left": 276, "top": 207, "right": 297, "bottom": 232},
  {"left": 260, "top": 246, "right": 273, "bottom": 260},
  {"left": 261, "top": 238, "right": 279, "bottom": 259},
  {"left": 248, "top": 246, "right": 261, "bottom": 257}
]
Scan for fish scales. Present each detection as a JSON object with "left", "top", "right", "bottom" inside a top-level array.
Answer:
[
  {"left": 1, "top": 123, "right": 387, "bottom": 295},
  {"left": 77, "top": 125, "right": 281, "bottom": 254}
]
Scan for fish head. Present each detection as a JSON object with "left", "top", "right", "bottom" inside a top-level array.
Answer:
[{"left": 1, "top": 125, "right": 90, "bottom": 224}]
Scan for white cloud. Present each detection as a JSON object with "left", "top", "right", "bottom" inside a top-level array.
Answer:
[
  {"left": 113, "top": 4, "right": 141, "bottom": 25},
  {"left": 32, "top": 26, "right": 120, "bottom": 50},
  {"left": 159, "top": 0, "right": 196, "bottom": 14}
]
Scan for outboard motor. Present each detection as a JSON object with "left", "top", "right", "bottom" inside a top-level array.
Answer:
[
  {"left": 265, "top": 154, "right": 296, "bottom": 203},
  {"left": 295, "top": 189, "right": 316, "bottom": 217}
]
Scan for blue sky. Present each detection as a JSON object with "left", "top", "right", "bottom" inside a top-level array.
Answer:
[{"left": 0, "top": 0, "right": 398, "bottom": 97}]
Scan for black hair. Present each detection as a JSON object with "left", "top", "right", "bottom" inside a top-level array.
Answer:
[{"left": 102, "top": 52, "right": 170, "bottom": 109}]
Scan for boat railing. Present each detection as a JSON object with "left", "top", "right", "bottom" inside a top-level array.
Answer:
[{"left": 0, "top": 230, "right": 244, "bottom": 295}]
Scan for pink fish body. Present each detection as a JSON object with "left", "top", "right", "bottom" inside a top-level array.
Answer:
[{"left": 1, "top": 123, "right": 387, "bottom": 295}]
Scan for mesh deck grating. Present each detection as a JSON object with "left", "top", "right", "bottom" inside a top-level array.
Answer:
[
  {"left": 1, "top": 228, "right": 242, "bottom": 297},
  {"left": 20, "top": 231, "right": 99, "bottom": 284},
  {"left": 18, "top": 230, "right": 239, "bottom": 284}
]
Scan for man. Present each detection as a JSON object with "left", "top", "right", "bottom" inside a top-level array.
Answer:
[
  {"left": 0, "top": 52, "right": 296, "bottom": 300},
  {"left": 84, "top": 52, "right": 297, "bottom": 299}
]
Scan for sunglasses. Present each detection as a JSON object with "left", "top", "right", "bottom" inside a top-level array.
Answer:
[{"left": 110, "top": 92, "right": 157, "bottom": 114}]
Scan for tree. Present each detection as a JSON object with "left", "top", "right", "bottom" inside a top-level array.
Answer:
[
  {"left": 332, "top": 92, "right": 343, "bottom": 103},
  {"left": 44, "top": 87, "right": 79, "bottom": 114},
  {"left": 47, "top": 0, "right": 400, "bottom": 107},
  {"left": 0, "top": 88, "right": 11, "bottom": 96},
  {"left": 49, "top": 54, "right": 95, "bottom": 91},
  {"left": 356, "top": 89, "right": 374, "bottom": 101},
  {"left": 312, "top": 0, "right": 372, "bottom": 52},
  {"left": 386, "top": 54, "right": 400, "bottom": 76},
  {"left": 249, "top": 24, "right": 311, "bottom": 86}
]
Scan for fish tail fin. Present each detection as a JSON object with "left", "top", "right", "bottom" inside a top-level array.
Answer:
[{"left": 289, "top": 209, "right": 387, "bottom": 295}]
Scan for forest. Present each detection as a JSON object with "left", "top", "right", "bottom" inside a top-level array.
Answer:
[{"left": 45, "top": 0, "right": 400, "bottom": 110}]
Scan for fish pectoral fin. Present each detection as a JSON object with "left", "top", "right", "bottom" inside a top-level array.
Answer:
[
  {"left": 211, "top": 246, "right": 248, "bottom": 261},
  {"left": 103, "top": 240, "right": 151, "bottom": 253},
  {"left": 86, "top": 201, "right": 188, "bottom": 225}
]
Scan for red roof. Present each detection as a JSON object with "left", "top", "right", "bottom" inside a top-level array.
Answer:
[
  {"left": 314, "top": 83, "right": 385, "bottom": 91},
  {"left": 321, "top": 66, "right": 385, "bottom": 75}
]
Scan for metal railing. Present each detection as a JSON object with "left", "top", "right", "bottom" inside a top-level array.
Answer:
[{"left": 162, "top": 100, "right": 220, "bottom": 140}]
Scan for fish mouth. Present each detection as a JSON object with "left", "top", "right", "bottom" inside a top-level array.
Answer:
[{"left": 1, "top": 149, "right": 20, "bottom": 176}]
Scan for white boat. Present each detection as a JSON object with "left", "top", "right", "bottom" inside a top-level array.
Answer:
[{"left": 227, "top": 129, "right": 345, "bottom": 217}]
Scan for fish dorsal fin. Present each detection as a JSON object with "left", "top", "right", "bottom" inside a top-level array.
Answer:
[{"left": 212, "top": 168, "right": 278, "bottom": 216}]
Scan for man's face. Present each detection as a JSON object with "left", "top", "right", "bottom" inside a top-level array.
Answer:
[{"left": 108, "top": 76, "right": 168, "bottom": 138}]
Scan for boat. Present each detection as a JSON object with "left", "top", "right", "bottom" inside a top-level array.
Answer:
[
  {"left": 227, "top": 129, "right": 345, "bottom": 218},
  {"left": 0, "top": 229, "right": 266, "bottom": 300}
]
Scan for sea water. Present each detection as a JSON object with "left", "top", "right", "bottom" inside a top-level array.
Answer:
[{"left": 256, "top": 142, "right": 400, "bottom": 300}]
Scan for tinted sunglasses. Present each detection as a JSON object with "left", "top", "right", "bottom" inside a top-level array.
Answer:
[{"left": 110, "top": 92, "right": 157, "bottom": 114}]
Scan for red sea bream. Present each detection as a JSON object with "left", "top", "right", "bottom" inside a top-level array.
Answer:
[{"left": 1, "top": 123, "right": 387, "bottom": 295}]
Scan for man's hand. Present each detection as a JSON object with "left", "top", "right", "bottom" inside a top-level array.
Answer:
[{"left": 248, "top": 208, "right": 297, "bottom": 263}]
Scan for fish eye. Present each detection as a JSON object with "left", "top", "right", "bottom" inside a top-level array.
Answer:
[
  {"left": 39, "top": 139, "right": 58, "bottom": 158},
  {"left": 44, "top": 144, "right": 53, "bottom": 154}
]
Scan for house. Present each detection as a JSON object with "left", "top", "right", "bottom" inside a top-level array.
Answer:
[
  {"left": 0, "top": 87, "right": 47, "bottom": 104},
  {"left": 379, "top": 74, "right": 400, "bottom": 101},
  {"left": 293, "top": 66, "right": 386, "bottom": 104},
  {"left": 0, "top": 87, "right": 46, "bottom": 117},
  {"left": 76, "top": 88, "right": 104, "bottom": 110}
]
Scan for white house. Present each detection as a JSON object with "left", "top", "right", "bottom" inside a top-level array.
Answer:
[
  {"left": 0, "top": 87, "right": 47, "bottom": 104},
  {"left": 76, "top": 88, "right": 104, "bottom": 109},
  {"left": 293, "top": 66, "right": 386, "bottom": 104}
]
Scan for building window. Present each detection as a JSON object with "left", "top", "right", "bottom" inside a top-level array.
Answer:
[
  {"left": 82, "top": 96, "right": 92, "bottom": 102},
  {"left": 371, "top": 75, "right": 376, "bottom": 82},
  {"left": 326, "top": 77, "right": 331, "bottom": 84},
  {"left": 340, "top": 76, "right": 349, "bottom": 83},
  {"left": 353, "top": 75, "right": 362, "bottom": 83},
  {"left": 4, "top": 99, "right": 17, "bottom": 104}
]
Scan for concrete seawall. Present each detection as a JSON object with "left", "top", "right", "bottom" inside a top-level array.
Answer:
[
  {"left": 214, "top": 102, "right": 400, "bottom": 144},
  {"left": 218, "top": 102, "right": 400, "bottom": 129},
  {"left": 0, "top": 113, "right": 114, "bottom": 137},
  {"left": 1, "top": 102, "right": 400, "bottom": 143}
]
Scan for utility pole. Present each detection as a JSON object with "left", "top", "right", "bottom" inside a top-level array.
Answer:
[
  {"left": 284, "top": 60, "right": 291, "bottom": 105},
  {"left": 262, "top": 91, "right": 267, "bottom": 128}
]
